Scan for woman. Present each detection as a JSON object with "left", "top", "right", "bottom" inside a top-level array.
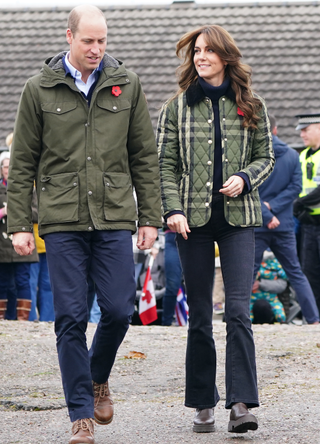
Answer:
[
  {"left": 0, "top": 151, "right": 38, "bottom": 320},
  {"left": 157, "top": 25, "right": 274, "bottom": 434}
]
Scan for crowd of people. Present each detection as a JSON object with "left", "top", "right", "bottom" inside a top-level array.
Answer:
[{"left": 1, "top": 4, "right": 320, "bottom": 443}]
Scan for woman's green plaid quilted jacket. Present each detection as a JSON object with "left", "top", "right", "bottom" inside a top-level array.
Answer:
[{"left": 157, "top": 82, "right": 275, "bottom": 228}]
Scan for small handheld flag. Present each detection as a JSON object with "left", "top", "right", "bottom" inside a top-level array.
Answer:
[
  {"left": 139, "top": 254, "right": 158, "bottom": 325},
  {"left": 175, "top": 287, "right": 188, "bottom": 326}
]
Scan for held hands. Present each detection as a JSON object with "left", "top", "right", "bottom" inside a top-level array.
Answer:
[
  {"left": 12, "top": 232, "right": 35, "bottom": 256},
  {"left": 166, "top": 214, "right": 191, "bottom": 240},
  {"left": 136, "top": 226, "right": 158, "bottom": 250},
  {"left": 219, "top": 176, "right": 244, "bottom": 198}
]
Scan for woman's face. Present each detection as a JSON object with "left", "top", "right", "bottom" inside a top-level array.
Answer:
[
  {"left": 1, "top": 158, "right": 9, "bottom": 182},
  {"left": 193, "top": 33, "right": 227, "bottom": 87}
]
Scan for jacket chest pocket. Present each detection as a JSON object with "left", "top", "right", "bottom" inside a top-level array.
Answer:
[
  {"left": 97, "top": 98, "right": 131, "bottom": 113},
  {"left": 41, "top": 101, "right": 78, "bottom": 120},
  {"left": 103, "top": 172, "right": 137, "bottom": 222},
  {"left": 38, "top": 172, "right": 79, "bottom": 225}
]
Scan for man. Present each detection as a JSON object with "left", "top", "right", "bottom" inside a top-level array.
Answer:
[
  {"left": 7, "top": 5, "right": 162, "bottom": 444},
  {"left": 253, "top": 115, "right": 319, "bottom": 324},
  {"left": 293, "top": 113, "right": 320, "bottom": 315}
]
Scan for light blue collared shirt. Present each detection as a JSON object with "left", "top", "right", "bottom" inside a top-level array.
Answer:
[{"left": 64, "top": 52, "right": 99, "bottom": 96}]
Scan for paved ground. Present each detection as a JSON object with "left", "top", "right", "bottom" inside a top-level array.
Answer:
[{"left": 0, "top": 320, "right": 320, "bottom": 444}]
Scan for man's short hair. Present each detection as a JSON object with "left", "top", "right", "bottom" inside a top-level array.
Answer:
[
  {"left": 269, "top": 114, "right": 276, "bottom": 132},
  {"left": 67, "top": 5, "right": 106, "bottom": 35}
]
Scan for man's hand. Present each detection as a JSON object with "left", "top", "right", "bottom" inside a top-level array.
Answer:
[
  {"left": 166, "top": 214, "right": 191, "bottom": 240},
  {"left": 12, "top": 232, "right": 35, "bottom": 256},
  {"left": 264, "top": 201, "right": 271, "bottom": 210},
  {"left": 267, "top": 216, "right": 280, "bottom": 230},
  {"left": 219, "top": 175, "right": 244, "bottom": 197},
  {"left": 136, "top": 226, "right": 158, "bottom": 250}
]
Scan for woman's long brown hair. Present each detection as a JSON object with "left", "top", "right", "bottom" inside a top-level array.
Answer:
[{"left": 175, "top": 25, "right": 262, "bottom": 129}]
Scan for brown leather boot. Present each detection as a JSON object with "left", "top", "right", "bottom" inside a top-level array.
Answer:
[
  {"left": 193, "top": 408, "right": 215, "bottom": 432},
  {"left": 0, "top": 300, "right": 7, "bottom": 320},
  {"left": 228, "top": 402, "right": 258, "bottom": 433},
  {"left": 69, "top": 418, "right": 94, "bottom": 444},
  {"left": 93, "top": 381, "right": 114, "bottom": 425},
  {"left": 16, "top": 299, "right": 32, "bottom": 321}
]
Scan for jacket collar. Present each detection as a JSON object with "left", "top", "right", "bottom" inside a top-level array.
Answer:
[
  {"left": 45, "top": 51, "right": 120, "bottom": 71},
  {"left": 40, "top": 51, "right": 126, "bottom": 88},
  {"left": 186, "top": 78, "right": 236, "bottom": 107}
]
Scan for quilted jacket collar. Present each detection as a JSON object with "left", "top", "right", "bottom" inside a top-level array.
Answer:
[{"left": 186, "top": 78, "right": 236, "bottom": 107}]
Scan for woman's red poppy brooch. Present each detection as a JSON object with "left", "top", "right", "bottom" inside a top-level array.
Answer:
[
  {"left": 237, "top": 107, "right": 244, "bottom": 116},
  {"left": 112, "top": 86, "right": 122, "bottom": 97}
]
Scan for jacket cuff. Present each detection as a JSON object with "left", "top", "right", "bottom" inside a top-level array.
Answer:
[
  {"left": 164, "top": 210, "right": 185, "bottom": 222},
  {"left": 6, "top": 225, "right": 33, "bottom": 235},
  {"left": 234, "top": 172, "right": 251, "bottom": 195}
]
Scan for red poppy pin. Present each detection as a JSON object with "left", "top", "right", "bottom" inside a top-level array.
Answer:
[
  {"left": 237, "top": 107, "right": 244, "bottom": 116},
  {"left": 112, "top": 86, "right": 122, "bottom": 97}
]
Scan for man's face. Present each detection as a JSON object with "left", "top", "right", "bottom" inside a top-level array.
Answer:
[
  {"left": 300, "top": 123, "right": 320, "bottom": 150},
  {"left": 66, "top": 15, "right": 107, "bottom": 80}
]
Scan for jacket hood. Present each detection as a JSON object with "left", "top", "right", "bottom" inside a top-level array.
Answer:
[
  {"left": 272, "top": 135, "right": 289, "bottom": 158},
  {"left": 44, "top": 51, "right": 120, "bottom": 71}
]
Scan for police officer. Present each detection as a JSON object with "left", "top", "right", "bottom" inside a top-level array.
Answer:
[{"left": 294, "top": 113, "right": 320, "bottom": 314}]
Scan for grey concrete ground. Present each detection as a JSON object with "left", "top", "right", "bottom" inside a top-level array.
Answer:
[{"left": 0, "top": 320, "right": 320, "bottom": 444}]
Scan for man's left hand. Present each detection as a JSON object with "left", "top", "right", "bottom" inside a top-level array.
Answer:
[{"left": 136, "top": 226, "right": 158, "bottom": 250}]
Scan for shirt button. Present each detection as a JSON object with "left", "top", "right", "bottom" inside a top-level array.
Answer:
[
  {"left": 88, "top": 191, "right": 92, "bottom": 196},
  {"left": 225, "top": 159, "right": 229, "bottom": 163},
  {"left": 223, "top": 118, "right": 226, "bottom": 121},
  {"left": 207, "top": 160, "right": 212, "bottom": 165},
  {"left": 57, "top": 108, "right": 61, "bottom": 112},
  {"left": 113, "top": 106, "right": 117, "bottom": 110},
  {"left": 208, "top": 119, "right": 212, "bottom": 124},
  {"left": 126, "top": 79, "right": 129, "bottom": 82},
  {"left": 206, "top": 182, "right": 210, "bottom": 187},
  {"left": 208, "top": 140, "right": 212, "bottom": 144},
  {"left": 224, "top": 138, "right": 227, "bottom": 141},
  {"left": 106, "top": 182, "right": 110, "bottom": 186},
  {"left": 222, "top": 98, "right": 225, "bottom": 101},
  {"left": 87, "top": 157, "right": 92, "bottom": 161},
  {"left": 146, "top": 221, "right": 150, "bottom": 225},
  {"left": 41, "top": 187, "right": 45, "bottom": 191},
  {"left": 73, "top": 182, "right": 77, "bottom": 186},
  {"left": 205, "top": 202, "right": 209, "bottom": 207},
  {"left": 22, "top": 227, "right": 26, "bottom": 231},
  {"left": 88, "top": 226, "right": 93, "bottom": 231}
]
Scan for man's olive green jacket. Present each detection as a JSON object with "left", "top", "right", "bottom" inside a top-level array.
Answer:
[
  {"left": 157, "top": 82, "right": 275, "bottom": 228},
  {"left": 8, "top": 52, "right": 162, "bottom": 236}
]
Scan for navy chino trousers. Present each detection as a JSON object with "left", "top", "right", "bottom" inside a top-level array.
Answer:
[
  {"left": 44, "top": 230, "right": 136, "bottom": 422},
  {"left": 176, "top": 196, "right": 259, "bottom": 410}
]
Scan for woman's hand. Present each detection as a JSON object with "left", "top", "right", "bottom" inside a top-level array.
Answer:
[
  {"left": 167, "top": 214, "right": 191, "bottom": 240},
  {"left": 219, "top": 175, "right": 244, "bottom": 198}
]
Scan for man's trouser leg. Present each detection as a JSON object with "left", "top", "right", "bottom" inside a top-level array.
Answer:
[
  {"left": 45, "top": 230, "right": 136, "bottom": 422},
  {"left": 300, "top": 224, "right": 320, "bottom": 316}
]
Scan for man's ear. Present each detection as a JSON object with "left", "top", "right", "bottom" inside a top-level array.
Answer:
[{"left": 66, "top": 29, "right": 73, "bottom": 45}]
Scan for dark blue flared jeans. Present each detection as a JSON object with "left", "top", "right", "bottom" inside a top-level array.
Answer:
[{"left": 176, "top": 196, "right": 259, "bottom": 410}]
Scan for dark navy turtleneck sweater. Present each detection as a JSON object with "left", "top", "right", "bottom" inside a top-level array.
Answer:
[
  {"left": 198, "top": 77, "right": 229, "bottom": 191},
  {"left": 198, "top": 76, "right": 250, "bottom": 194}
]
